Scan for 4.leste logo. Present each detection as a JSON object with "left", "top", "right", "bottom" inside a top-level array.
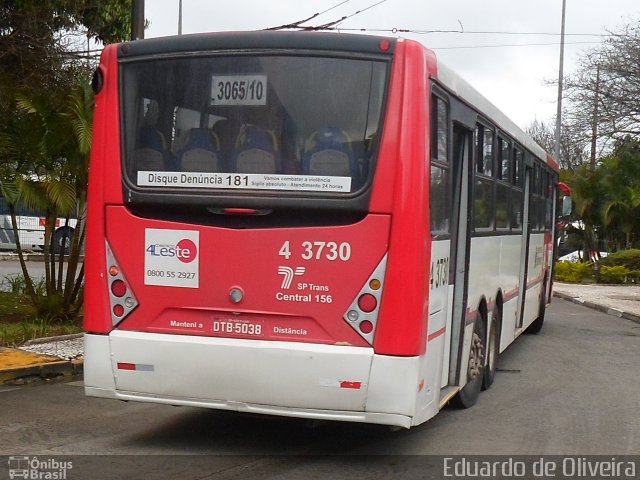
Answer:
[
  {"left": 145, "top": 229, "right": 200, "bottom": 288},
  {"left": 146, "top": 238, "right": 198, "bottom": 263}
]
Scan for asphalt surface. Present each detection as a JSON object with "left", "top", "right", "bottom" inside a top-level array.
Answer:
[{"left": 0, "top": 299, "right": 638, "bottom": 479}]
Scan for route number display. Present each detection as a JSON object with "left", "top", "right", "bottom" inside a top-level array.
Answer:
[{"left": 211, "top": 75, "right": 267, "bottom": 106}]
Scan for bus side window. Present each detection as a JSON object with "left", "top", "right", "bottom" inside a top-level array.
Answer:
[
  {"left": 474, "top": 122, "right": 495, "bottom": 231},
  {"left": 475, "top": 124, "right": 494, "bottom": 177},
  {"left": 511, "top": 147, "right": 524, "bottom": 231},
  {"left": 430, "top": 95, "right": 450, "bottom": 235}
]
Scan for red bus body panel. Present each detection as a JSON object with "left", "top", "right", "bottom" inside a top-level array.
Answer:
[
  {"left": 104, "top": 207, "right": 389, "bottom": 346},
  {"left": 85, "top": 39, "right": 437, "bottom": 356}
]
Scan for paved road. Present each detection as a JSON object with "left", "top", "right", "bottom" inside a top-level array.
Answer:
[
  {"left": 1, "top": 299, "right": 639, "bottom": 479},
  {"left": 0, "top": 260, "right": 77, "bottom": 291}
]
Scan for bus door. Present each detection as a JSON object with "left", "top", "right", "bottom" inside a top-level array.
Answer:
[
  {"left": 443, "top": 122, "right": 473, "bottom": 388},
  {"left": 516, "top": 164, "right": 533, "bottom": 329}
]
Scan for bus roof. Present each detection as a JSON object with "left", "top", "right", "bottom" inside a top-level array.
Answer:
[
  {"left": 116, "top": 31, "right": 552, "bottom": 168},
  {"left": 432, "top": 57, "right": 551, "bottom": 166},
  {"left": 117, "top": 30, "right": 397, "bottom": 59}
]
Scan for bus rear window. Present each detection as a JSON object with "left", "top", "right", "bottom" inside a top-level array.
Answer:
[{"left": 121, "top": 55, "right": 387, "bottom": 195}]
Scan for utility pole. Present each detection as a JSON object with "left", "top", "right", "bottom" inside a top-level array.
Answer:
[
  {"left": 131, "top": 0, "right": 145, "bottom": 40},
  {"left": 554, "top": 0, "right": 567, "bottom": 165},
  {"left": 178, "top": 0, "right": 183, "bottom": 35},
  {"left": 589, "top": 65, "right": 600, "bottom": 169}
]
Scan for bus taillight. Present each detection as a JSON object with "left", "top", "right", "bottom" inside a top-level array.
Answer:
[
  {"left": 358, "top": 293, "right": 377, "bottom": 312},
  {"left": 105, "top": 241, "right": 138, "bottom": 326},
  {"left": 343, "top": 254, "right": 388, "bottom": 344}
]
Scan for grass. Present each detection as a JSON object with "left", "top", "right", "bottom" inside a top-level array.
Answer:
[
  {"left": 0, "top": 291, "right": 82, "bottom": 347},
  {"left": 0, "top": 320, "right": 82, "bottom": 347},
  {"left": 0, "top": 291, "right": 34, "bottom": 318}
]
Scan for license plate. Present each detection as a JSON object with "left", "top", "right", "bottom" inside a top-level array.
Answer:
[{"left": 212, "top": 317, "right": 264, "bottom": 338}]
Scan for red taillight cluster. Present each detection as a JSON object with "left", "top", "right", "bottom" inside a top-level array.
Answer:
[
  {"left": 106, "top": 241, "right": 138, "bottom": 325},
  {"left": 343, "top": 254, "right": 387, "bottom": 344},
  {"left": 111, "top": 279, "right": 127, "bottom": 298},
  {"left": 358, "top": 293, "right": 377, "bottom": 313},
  {"left": 359, "top": 320, "right": 374, "bottom": 334}
]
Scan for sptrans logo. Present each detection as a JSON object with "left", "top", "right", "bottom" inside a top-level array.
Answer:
[
  {"left": 145, "top": 229, "right": 200, "bottom": 288},
  {"left": 146, "top": 238, "right": 198, "bottom": 263}
]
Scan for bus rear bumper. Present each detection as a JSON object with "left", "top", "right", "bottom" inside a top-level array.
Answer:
[
  {"left": 85, "top": 385, "right": 412, "bottom": 428},
  {"left": 83, "top": 332, "right": 417, "bottom": 429}
]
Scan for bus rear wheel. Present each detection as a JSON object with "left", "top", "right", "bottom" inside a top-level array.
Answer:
[
  {"left": 482, "top": 307, "right": 499, "bottom": 390},
  {"left": 526, "top": 282, "right": 546, "bottom": 334},
  {"left": 451, "top": 311, "right": 485, "bottom": 408}
]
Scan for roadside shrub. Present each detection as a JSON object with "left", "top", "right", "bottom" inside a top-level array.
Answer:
[
  {"left": 599, "top": 249, "right": 640, "bottom": 270},
  {"left": 35, "top": 293, "right": 65, "bottom": 322},
  {"left": 1, "top": 274, "right": 46, "bottom": 296},
  {"left": 1, "top": 274, "right": 26, "bottom": 294},
  {"left": 630, "top": 270, "right": 640, "bottom": 283},
  {"left": 554, "top": 261, "right": 591, "bottom": 283},
  {"left": 598, "top": 265, "right": 631, "bottom": 284}
]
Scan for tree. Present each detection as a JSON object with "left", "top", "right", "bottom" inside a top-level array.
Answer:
[
  {"left": 561, "top": 137, "right": 640, "bottom": 257},
  {"left": 0, "top": 83, "right": 91, "bottom": 320},
  {"left": 563, "top": 19, "right": 640, "bottom": 151},
  {"left": 526, "top": 119, "right": 588, "bottom": 171},
  {"left": 598, "top": 138, "right": 640, "bottom": 250},
  {"left": 0, "top": 1, "right": 132, "bottom": 321},
  {"left": 564, "top": 164, "right": 604, "bottom": 258}
]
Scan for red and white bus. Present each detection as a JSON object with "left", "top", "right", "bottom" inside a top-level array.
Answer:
[{"left": 84, "top": 32, "right": 564, "bottom": 428}]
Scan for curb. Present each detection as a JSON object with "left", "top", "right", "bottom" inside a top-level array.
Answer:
[
  {"left": 0, "top": 347, "right": 83, "bottom": 385},
  {"left": 553, "top": 291, "right": 640, "bottom": 325},
  {"left": 0, "top": 253, "right": 46, "bottom": 262},
  {"left": 23, "top": 332, "right": 84, "bottom": 346},
  {"left": 0, "top": 253, "right": 84, "bottom": 262}
]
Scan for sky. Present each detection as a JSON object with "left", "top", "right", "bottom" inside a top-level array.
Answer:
[{"left": 143, "top": 0, "right": 640, "bottom": 130}]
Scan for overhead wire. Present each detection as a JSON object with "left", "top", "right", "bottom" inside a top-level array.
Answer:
[
  {"left": 264, "top": 0, "right": 354, "bottom": 30},
  {"left": 265, "top": 0, "right": 388, "bottom": 31},
  {"left": 335, "top": 27, "right": 607, "bottom": 37},
  {"left": 432, "top": 41, "right": 602, "bottom": 50}
]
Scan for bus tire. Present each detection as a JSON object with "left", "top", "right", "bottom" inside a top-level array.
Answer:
[
  {"left": 526, "top": 283, "right": 546, "bottom": 334},
  {"left": 53, "top": 227, "right": 73, "bottom": 255},
  {"left": 451, "top": 311, "right": 485, "bottom": 408},
  {"left": 482, "top": 307, "right": 499, "bottom": 390}
]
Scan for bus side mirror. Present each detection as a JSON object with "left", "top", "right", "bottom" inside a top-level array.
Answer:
[{"left": 562, "top": 196, "right": 572, "bottom": 217}]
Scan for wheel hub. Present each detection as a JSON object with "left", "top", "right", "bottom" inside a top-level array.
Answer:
[{"left": 468, "top": 331, "right": 484, "bottom": 379}]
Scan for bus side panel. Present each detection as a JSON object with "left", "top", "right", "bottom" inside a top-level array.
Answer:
[
  {"left": 521, "top": 233, "right": 546, "bottom": 330},
  {"left": 373, "top": 41, "right": 430, "bottom": 356},
  {"left": 85, "top": 44, "right": 121, "bottom": 334},
  {"left": 467, "top": 235, "right": 521, "bottom": 353}
]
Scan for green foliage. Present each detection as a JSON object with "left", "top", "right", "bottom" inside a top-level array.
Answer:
[
  {"left": 2, "top": 275, "right": 47, "bottom": 296},
  {"left": 0, "top": 290, "right": 81, "bottom": 346},
  {"left": 598, "top": 249, "right": 640, "bottom": 270},
  {"left": 2, "top": 274, "right": 26, "bottom": 295},
  {"left": 0, "top": 291, "right": 35, "bottom": 318},
  {"left": 0, "top": 318, "right": 81, "bottom": 347},
  {"left": 598, "top": 265, "right": 632, "bottom": 284},
  {"left": 35, "top": 293, "right": 66, "bottom": 322},
  {"left": 0, "top": 1, "right": 129, "bottom": 323},
  {"left": 79, "top": 0, "right": 134, "bottom": 44},
  {"left": 564, "top": 138, "right": 640, "bottom": 253},
  {"left": 554, "top": 261, "right": 591, "bottom": 283}
]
